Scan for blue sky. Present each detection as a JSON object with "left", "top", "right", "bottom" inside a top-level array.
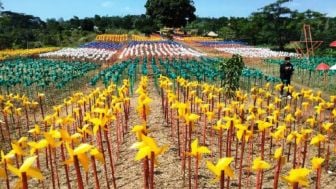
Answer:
[{"left": 2, "top": 0, "right": 336, "bottom": 20}]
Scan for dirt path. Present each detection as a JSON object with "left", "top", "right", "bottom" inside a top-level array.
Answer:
[{"left": 115, "top": 76, "right": 184, "bottom": 189}]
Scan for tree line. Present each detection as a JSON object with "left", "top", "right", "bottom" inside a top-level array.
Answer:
[{"left": 0, "top": 0, "right": 335, "bottom": 56}]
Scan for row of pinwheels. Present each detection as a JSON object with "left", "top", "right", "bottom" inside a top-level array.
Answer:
[
  {"left": 0, "top": 93, "right": 47, "bottom": 142},
  {"left": 153, "top": 57, "right": 279, "bottom": 87},
  {"left": 0, "top": 79, "right": 131, "bottom": 189},
  {"left": 90, "top": 59, "right": 132, "bottom": 87},
  {"left": 0, "top": 58, "right": 99, "bottom": 90},
  {"left": 90, "top": 57, "right": 279, "bottom": 94},
  {"left": 118, "top": 41, "right": 205, "bottom": 59},
  {"left": 177, "top": 36, "right": 221, "bottom": 42},
  {"left": 131, "top": 35, "right": 164, "bottom": 42},
  {"left": 89, "top": 56, "right": 279, "bottom": 93},
  {"left": 0, "top": 48, "right": 59, "bottom": 61},
  {"left": 39, "top": 48, "right": 117, "bottom": 62},
  {"left": 215, "top": 47, "right": 299, "bottom": 58},
  {"left": 95, "top": 34, "right": 128, "bottom": 43},
  {"left": 95, "top": 34, "right": 164, "bottom": 43},
  {"left": 80, "top": 42, "right": 124, "bottom": 50},
  {"left": 197, "top": 40, "right": 247, "bottom": 47},
  {"left": 157, "top": 75, "right": 335, "bottom": 188},
  {"left": 89, "top": 57, "right": 218, "bottom": 90}
]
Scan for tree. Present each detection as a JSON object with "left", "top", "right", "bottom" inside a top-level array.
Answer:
[
  {"left": 135, "top": 14, "right": 157, "bottom": 36},
  {"left": 219, "top": 26, "right": 236, "bottom": 40},
  {"left": 69, "top": 16, "right": 81, "bottom": 29},
  {"left": 251, "top": 0, "right": 294, "bottom": 50},
  {"left": 81, "top": 18, "right": 94, "bottom": 31},
  {"left": 145, "top": 0, "right": 196, "bottom": 28}
]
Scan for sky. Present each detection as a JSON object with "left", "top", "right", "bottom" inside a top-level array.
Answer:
[{"left": 1, "top": 0, "right": 336, "bottom": 20}]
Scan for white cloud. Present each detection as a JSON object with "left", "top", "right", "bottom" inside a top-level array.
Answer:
[
  {"left": 124, "top": 6, "right": 130, "bottom": 11},
  {"left": 101, "top": 1, "right": 113, "bottom": 8}
]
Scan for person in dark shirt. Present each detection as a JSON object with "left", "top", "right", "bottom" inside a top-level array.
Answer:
[{"left": 280, "top": 56, "right": 294, "bottom": 98}]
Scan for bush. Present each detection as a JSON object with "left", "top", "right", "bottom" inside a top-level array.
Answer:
[{"left": 219, "top": 54, "right": 245, "bottom": 97}]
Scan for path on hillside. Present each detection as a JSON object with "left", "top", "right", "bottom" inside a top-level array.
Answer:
[{"left": 115, "top": 76, "right": 185, "bottom": 189}]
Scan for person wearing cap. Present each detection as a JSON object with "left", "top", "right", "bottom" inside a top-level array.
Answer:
[{"left": 280, "top": 56, "right": 294, "bottom": 98}]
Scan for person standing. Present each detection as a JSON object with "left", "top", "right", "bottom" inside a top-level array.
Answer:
[{"left": 280, "top": 57, "right": 294, "bottom": 98}]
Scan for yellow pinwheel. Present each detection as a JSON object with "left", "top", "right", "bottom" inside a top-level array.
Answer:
[
  {"left": 44, "top": 128, "right": 62, "bottom": 148},
  {"left": 214, "top": 119, "right": 229, "bottom": 131},
  {"left": 252, "top": 157, "right": 270, "bottom": 189},
  {"left": 302, "top": 102, "right": 309, "bottom": 110},
  {"left": 283, "top": 168, "right": 311, "bottom": 187},
  {"left": 205, "top": 111, "right": 215, "bottom": 121},
  {"left": 11, "top": 142, "right": 26, "bottom": 157},
  {"left": 235, "top": 124, "right": 252, "bottom": 142},
  {"left": 311, "top": 157, "right": 324, "bottom": 189},
  {"left": 270, "top": 125, "right": 286, "bottom": 142},
  {"left": 284, "top": 114, "right": 295, "bottom": 123},
  {"left": 77, "top": 124, "right": 93, "bottom": 136},
  {"left": 188, "top": 139, "right": 210, "bottom": 159},
  {"left": 65, "top": 143, "right": 94, "bottom": 189},
  {"left": 90, "top": 148, "right": 104, "bottom": 163},
  {"left": 273, "top": 146, "right": 285, "bottom": 189},
  {"left": 37, "top": 93, "right": 45, "bottom": 98},
  {"left": 310, "top": 134, "right": 326, "bottom": 145},
  {"left": 287, "top": 131, "right": 303, "bottom": 145},
  {"left": 131, "top": 124, "right": 148, "bottom": 141},
  {"left": 136, "top": 94, "right": 152, "bottom": 120},
  {"left": 65, "top": 143, "right": 93, "bottom": 172},
  {"left": 274, "top": 147, "right": 283, "bottom": 160},
  {"left": 60, "top": 129, "right": 82, "bottom": 144},
  {"left": 0, "top": 150, "right": 15, "bottom": 187},
  {"left": 294, "top": 109, "right": 302, "bottom": 119},
  {"left": 184, "top": 113, "right": 200, "bottom": 127},
  {"left": 7, "top": 156, "right": 43, "bottom": 188},
  {"left": 252, "top": 157, "right": 270, "bottom": 171},
  {"left": 207, "top": 157, "right": 234, "bottom": 181},
  {"left": 131, "top": 134, "right": 168, "bottom": 162},
  {"left": 256, "top": 120, "right": 273, "bottom": 131},
  {"left": 1, "top": 150, "right": 14, "bottom": 164},
  {"left": 89, "top": 117, "right": 109, "bottom": 135},
  {"left": 28, "top": 124, "right": 41, "bottom": 136},
  {"left": 56, "top": 115, "right": 75, "bottom": 128},
  {"left": 322, "top": 122, "right": 333, "bottom": 132},
  {"left": 28, "top": 139, "right": 48, "bottom": 155},
  {"left": 311, "top": 157, "right": 324, "bottom": 170},
  {"left": 306, "top": 117, "right": 316, "bottom": 128},
  {"left": 131, "top": 133, "right": 167, "bottom": 189},
  {"left": 176, "top": 102, "right": 188, "bottom": 118}
]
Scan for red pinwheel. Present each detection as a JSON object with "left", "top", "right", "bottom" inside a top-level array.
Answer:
[
  {"left": 316, "top": 63, "right": 330, "bottom": 84},
  {"left": 329, "top": 41, "right": 336, "bottom": 47},
  {"left": 315, "top": 63, "right": 330, "bottom": 71}
]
